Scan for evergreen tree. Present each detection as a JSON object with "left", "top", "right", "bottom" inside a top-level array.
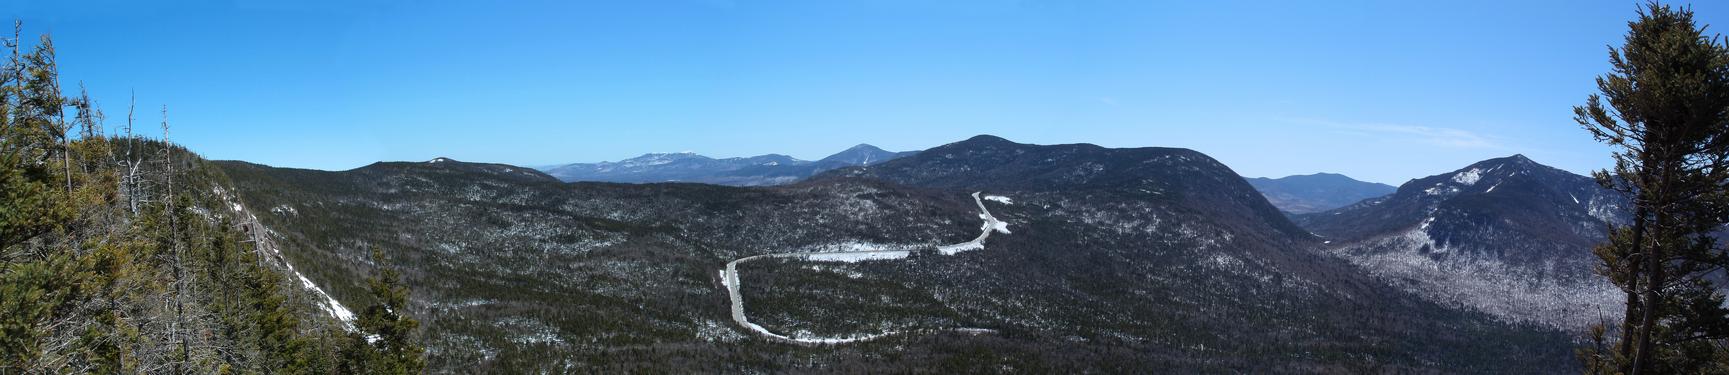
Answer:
[
  {"left": 1575, "top": 2, "right": 1729, "bottom": 374},
  {"left": 0, "top": 25, "right": 79, "bottom": 372},
  {"left": 340, "top": 248, "right": 426, "bottom": 374},
  {"left": 1, "top": 23, "right": 393, "bottom": 373},
  {"left": 1, "top": 27, "right": 71, "bottom": 258}
]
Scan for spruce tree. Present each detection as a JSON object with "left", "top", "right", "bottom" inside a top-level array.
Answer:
[
  {"left": 1575, "top": 2, "right": 1729, "bottom": 374},
  {"left": 0, "top": 26, "right": 78, "bottom": 372},
  {"left": 340, "top": 248, "right": 426, "bottom": 374},
  {"left": 1, "top": 27, "right": 71, "bottom": 257}
]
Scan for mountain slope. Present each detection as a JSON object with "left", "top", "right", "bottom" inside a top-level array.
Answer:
[
  {"left": 1246, "top": 173, "right": 1396, "bottom": 214},
  {"left": 219, "top": 137, "right": 1581, "bottom": 373},
  {"left": 540, "top": 144, "right": 917, "bottom": 186},
  {"left": 1295, "top": 154, "right": 1628, "bottom": 330},
  {"left": 819, "top": 135, "right": 1311, "bottom": 239},
  {"left": 816, "top": 144, "right": 917, "bottom": 166},
  {"left": 3, "top": 138, "right": 366, "bottom": 373}
]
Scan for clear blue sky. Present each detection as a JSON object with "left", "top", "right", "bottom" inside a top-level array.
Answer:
[{"left": 12, "top": 0, "right": 1719, "bottom": 184}]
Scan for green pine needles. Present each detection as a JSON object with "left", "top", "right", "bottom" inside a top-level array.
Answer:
[{"left": 1575, "top": 2, "right": 1729, "bottom": 374}]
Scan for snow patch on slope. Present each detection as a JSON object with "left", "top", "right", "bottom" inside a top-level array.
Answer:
[
  {"left": 1326, "top": 226, "right": 1622, "bottom": 331},
  {"left": 1588, "top": 195, "right": 1625, "bottom": 225},
  {"left": 1452, "top": 168, "right": 1482, "bottom": 185},
  {"left": 296, "top": 271, "right": 357, "bottom": 323},
  {"left": 216, "top": 184, "right": 358, "bottom": 330}
]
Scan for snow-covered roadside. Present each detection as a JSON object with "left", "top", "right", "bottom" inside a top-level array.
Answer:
[
  {"left": 937, "top": 192, "right": 1006, "bottom": 255},
  {"left": 720, "top": 254, "right": 902, "bottom": 344},
  {"left": 719, "top": 192, "right": 1008, "bottom": 345},
  {"left": 805, "top": 250, "right": 911, "bottom": 262}
]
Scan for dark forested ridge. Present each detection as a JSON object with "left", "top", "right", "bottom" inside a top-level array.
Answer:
[
  {"left": 1245, "top": 173, "right": 1396, "bottom": 214},
  {"left": 216, "top": 135, "right": 1581, "bottom": 373}
]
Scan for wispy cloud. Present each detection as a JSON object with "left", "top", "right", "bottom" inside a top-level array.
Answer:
[{"left": 1283, "top": 118, "right": 1505, "bottom": 149}]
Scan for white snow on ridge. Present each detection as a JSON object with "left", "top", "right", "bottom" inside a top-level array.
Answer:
[
  {"left": 1425, "top": 185, "right": 1459, "bottom": 196},
  {"left": 984, "top": 195, "right": 1014, "bottom": 205},
  {"left": 1452, "top": 168, "right": 1482, "bottom": 185}
]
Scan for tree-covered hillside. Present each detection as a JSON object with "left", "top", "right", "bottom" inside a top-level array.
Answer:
[
  {"left": 0, "top": 28, "right": 423, "bottom": 374},
  {"left": 219, "top": 137, "right": 1582, "bottom": 373}
]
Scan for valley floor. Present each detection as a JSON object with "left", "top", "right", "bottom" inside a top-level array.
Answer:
[{"left": 720, "top": 192, "right": 1009, "bottom": 344}]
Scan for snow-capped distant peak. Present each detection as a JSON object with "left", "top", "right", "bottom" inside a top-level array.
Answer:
[
  {"left": 619, "top": 152, "right": 707, "bottom": 167},
  {"left": 429, "top": 157, "right": 452, "bottom": 164}
]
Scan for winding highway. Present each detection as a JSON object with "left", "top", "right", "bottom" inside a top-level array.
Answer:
[{"left": 719, "top": 192, "right": 1005, "bottom": 345}]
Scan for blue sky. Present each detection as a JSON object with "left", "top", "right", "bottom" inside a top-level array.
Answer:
[{"left": 11, "top": 0, "right": 1718, "bottom": 184}]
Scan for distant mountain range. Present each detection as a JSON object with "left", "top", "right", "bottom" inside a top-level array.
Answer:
[
  {"left": 1246, "top": 173, "right": 1396, "bottom": 214},
  {"left": 538, "top": 144, "right": 917, "bottom": 185}
]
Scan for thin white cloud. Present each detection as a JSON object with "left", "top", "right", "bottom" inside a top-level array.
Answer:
[{"left": 1284, "top": 118, "right": 1505, "bottom": 149}]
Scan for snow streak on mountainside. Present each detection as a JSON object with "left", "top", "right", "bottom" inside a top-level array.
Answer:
[
  {"left": 1321, "top": 225, "right": 1621, "bottom": 330},
  {"left": 215, "top": 184, "right": 359, "bottom": 328},
  {"left": 1297, "top": 155, "right": 1628, "bottom": 331}
]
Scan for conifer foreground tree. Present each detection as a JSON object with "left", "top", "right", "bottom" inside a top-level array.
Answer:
[
  {"left": 1, "top": 23, "right": 419, "bottom": 374},
  {"left": 339, "top": 248, "right": 427, "bottom": 374},
  {"left": 1575, "top": 2, "right": 1729, "bottom": 374},
  {"left": 1, "top": 24, "right": 82, "bottom": 371}
]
